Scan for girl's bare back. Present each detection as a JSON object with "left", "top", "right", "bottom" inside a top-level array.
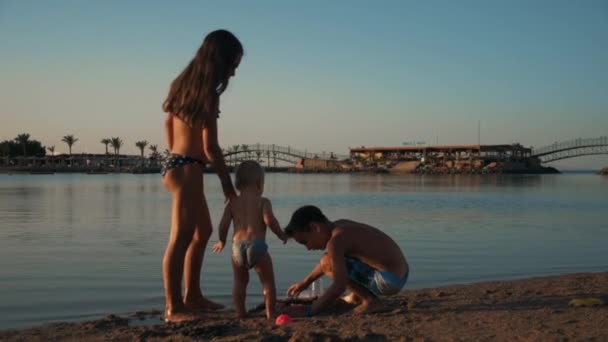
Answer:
[{"left": 165, "top": 113, "right": 206, "bottom": 159}]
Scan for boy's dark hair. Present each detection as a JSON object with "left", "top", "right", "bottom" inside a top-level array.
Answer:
[{"left": 284, "top": 205, "right": 329, "bottom": 237}]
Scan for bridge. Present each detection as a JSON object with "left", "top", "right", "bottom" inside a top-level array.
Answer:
[
  {"left": 222, "top": 144, "right": 349, "bottom": 166},
  {"left": 531, "top": 136, "right": 608, "bottom": 163}
]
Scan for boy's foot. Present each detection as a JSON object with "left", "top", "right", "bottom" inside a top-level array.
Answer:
[
  {"left": 341, "top": 292, "right": 360, "bottom": 304},
  {"left": 184, "top": 295, "right": 225, "bottom": 311},
  {"left": 164, "top": 308, "right": 205, "bottom": 323},
  {"left": 353, "top": 298, "right": 386, "bottom": 314}
]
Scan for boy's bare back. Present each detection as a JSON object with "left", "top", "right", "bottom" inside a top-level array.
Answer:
[{"left": 329, "top": 219, "right": 408, "bottom": 278}]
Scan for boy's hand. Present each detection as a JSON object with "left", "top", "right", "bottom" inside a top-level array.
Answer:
[
  {"left": 287, "top": 281, "right": 309, "bottom": 297},
  {"left": 212, "top": 241, "right": 225, "bottom": 253}
]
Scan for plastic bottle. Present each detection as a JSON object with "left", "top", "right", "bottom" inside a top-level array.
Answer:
[{"left": 311, "top": 277, "right": 324, "bottom": 297}]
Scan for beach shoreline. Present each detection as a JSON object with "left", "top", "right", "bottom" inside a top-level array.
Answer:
[{"left": 1, "top": 272, "right": 606, "bottom": 341}]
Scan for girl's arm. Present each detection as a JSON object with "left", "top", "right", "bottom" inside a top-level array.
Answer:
[
  {"left": 262, "top": 198, "right": 287, "bottom": 243},
  {"left": 202, "top": 115, "right": 236, "bottom": 201},
  {"left": 218, "top": 202, "right": 232, "bottom": 244},
  {"left": 164, "top": 113, "right": 174, "bottom": 151}
]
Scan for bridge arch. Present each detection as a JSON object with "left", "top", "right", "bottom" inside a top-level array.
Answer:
[
  {"left": 222, "top": 144, "right": 349, "bottom": 166},
  {"left": 531, "top": 136, "right": 608, "bottom": 163}
]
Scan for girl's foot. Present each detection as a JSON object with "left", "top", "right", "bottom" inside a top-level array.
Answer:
[
  {"left": 164, "top": 307, "right": 205, "bottom": 323},
  {"left": 184, "top": 294, "right": 225, "bottom": 311}
]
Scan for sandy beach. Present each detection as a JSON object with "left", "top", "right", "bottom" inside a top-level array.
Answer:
[{"left": 1, "top": 272, "right": 606, "bottom": 341}]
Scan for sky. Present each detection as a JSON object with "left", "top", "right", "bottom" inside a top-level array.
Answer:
[{"left": 1, "top": 0, "right": 607, "bottom": 169}]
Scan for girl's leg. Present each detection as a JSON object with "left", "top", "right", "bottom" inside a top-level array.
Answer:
[
  {"left": 182, "top": 184, "right": 224, "bottom": 310},
  {"left": 162, "top": 165, "right": 204, "bottom": 322},
  {"left": 232, "top": 260, "right": 249, "bottom": 318},
  {"left": 253, "top": 253, "right": 277, "bottom": 319}
]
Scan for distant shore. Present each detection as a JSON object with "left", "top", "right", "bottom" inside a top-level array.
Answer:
[
  {"left": 0, "top": 166, "right": 290, "bottom": 175},
  {"left": 1, "top": 272, "right": 606, "bottom": 341},
  {"left": 0, "top": 165, "right": 571, "bottom": 175}
]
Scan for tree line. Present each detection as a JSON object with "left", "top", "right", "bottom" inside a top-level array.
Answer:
[{"left": 0, "top": 133, "right": 158, "bottom": 160}]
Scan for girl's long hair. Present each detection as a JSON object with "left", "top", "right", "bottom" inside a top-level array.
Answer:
[{"left": 163, "top": 29, "right": 243, "bottom": 127}]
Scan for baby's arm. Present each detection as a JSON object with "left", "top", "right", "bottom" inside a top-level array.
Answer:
[
  {"left": 262, "top": 198, "right": 287, "bottom": 243},
  {"left": 212, "top": 202, "right": 233, "bottom": 252}
]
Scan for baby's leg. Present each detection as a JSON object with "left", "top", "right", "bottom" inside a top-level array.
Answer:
[
  {"left": 183, "top": 191, "right": 224, "bottom": 311},
  {"left": 253, "top": 253, "right": 277, "bottom": 319},
  {"left": 162, "top": 166, "right": 205, "bottom": 322},
  {"left": 232, "top": 260, "right": 249, "bottom": 318}
]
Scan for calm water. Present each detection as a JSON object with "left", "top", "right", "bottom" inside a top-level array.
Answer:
[{"left": 0, "top": 173, "right": 607, "bottom": 329}]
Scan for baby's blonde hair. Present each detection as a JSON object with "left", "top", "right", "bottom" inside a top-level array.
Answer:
[{"left": 235, "top": 160, "right": 264, "bottom": 191}]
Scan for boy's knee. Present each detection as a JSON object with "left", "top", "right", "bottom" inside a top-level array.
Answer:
[{"left": 320, "top": 254, "right": 332, "bottom": 273}]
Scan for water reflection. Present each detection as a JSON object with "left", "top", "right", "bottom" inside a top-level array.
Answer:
[{"left": 0, "top": 173, "right": 606, "bottom": 329}]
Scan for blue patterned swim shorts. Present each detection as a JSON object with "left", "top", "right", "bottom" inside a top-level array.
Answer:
[{"left": 345, "top": 257, "right": 408, "bottom": 296}]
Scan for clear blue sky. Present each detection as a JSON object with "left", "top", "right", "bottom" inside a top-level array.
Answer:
[{"left": 1, "top": 0, "right": 607, "bottom": 169}]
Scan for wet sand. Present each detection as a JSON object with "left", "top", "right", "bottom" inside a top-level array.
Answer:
[{"left": 1, "top": 272, "right": 606, "bottom": 341}]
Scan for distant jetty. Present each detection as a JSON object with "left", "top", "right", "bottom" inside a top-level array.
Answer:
[
  {"left": 349, "top": 144, "right": 561, "bottom": 175},
  {"left": 600, "top": 167, "right": 608, "bottom": 175}
]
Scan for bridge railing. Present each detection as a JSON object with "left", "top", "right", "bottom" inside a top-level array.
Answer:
[
  {"left": 531, "top": 136, "right": 608, "bottom": 157},
  {"left": 222, "top": 144, "right": 350, "bottom": 160}
]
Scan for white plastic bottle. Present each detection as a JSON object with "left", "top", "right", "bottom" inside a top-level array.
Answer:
[{"left": 311, "top": 277, "right": 324, "bottom": 297}]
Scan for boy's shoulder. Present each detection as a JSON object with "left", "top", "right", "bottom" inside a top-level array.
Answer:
[
  {"left": 331, "top": 219, "right": 383, "bottom": 242},
  {"left": 329, "top": 220, "right": 361, "bottom": 242},
  {"left": 333, "top": 219, "right": 365, "bottom": 230}
]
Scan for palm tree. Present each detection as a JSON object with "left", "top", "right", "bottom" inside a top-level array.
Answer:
[
  {"left": 149, "top": 144, "right": 159, "bottom": 166},
  {"left": 110, "top": 137, "right": 123, "bottom": 155},
  {"left": 135, "top": 140, "right": 148, "bottom": 166},
  {"left": 110, "top": 137, "right": 123, "bottom": 167},
  {"left": 101, "top": 138, "right": 111, "bottom": 155},
  {"left": 100, "top": 138, "right": 111, "bottom": 168},
  {"left": 46, "top": 146, "right": 55, "bottom": 167},
  {"left": 62, "top": 134, "right": 78, "bottom": 156},
  {"left": 135, "top": 140, "right": 148, "bottom": 158},
  {"left": 62, "top": 134, "right": 78, "bottom": 166},
  {"left": 15, "top": 133, "right": 30, "bottom": 158}
]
